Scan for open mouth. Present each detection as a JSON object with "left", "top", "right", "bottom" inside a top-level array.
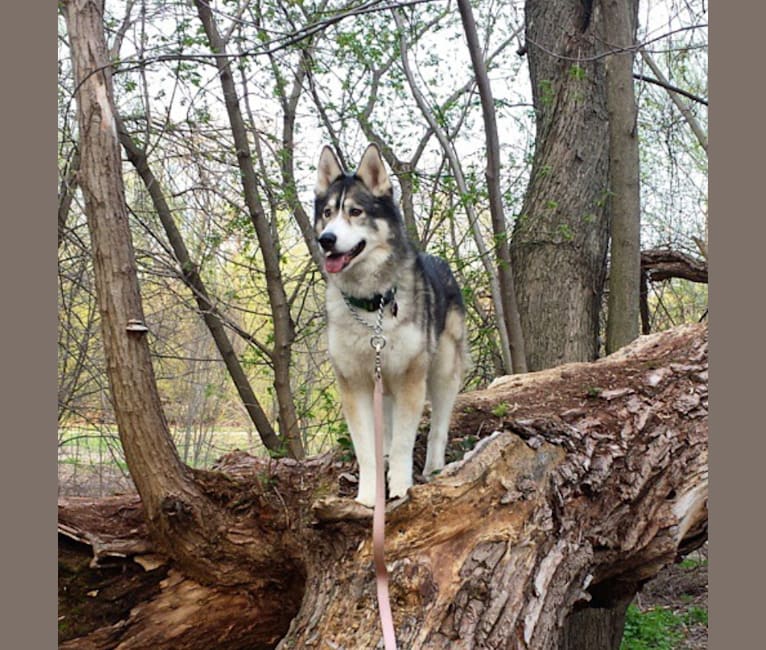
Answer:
[{"left": 324, "top": 240, "right": 366, "bottom": 274}]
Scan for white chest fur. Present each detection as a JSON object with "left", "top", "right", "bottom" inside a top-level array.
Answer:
[{"left": 325, "top": 288, "right": 426, "bottom": 383}]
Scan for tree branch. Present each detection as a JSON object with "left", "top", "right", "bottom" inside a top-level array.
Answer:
[
  {"left": 641, "top": 248, "right": 708, "bottom": 283},
  {"left": 632, "top": 73, "right": 707, "bottom": 106},
  {"left": 457, "top": 0, "right": 527, "bottom": 373},
  {"left": 639, "top": 49, "right": 708, "bottom": 154},
  {"left": 393, "top": 7, "right": 514, "bottom": 373},
  {"left": 116, "top": 115, "right": 284, "bottom": 454}
]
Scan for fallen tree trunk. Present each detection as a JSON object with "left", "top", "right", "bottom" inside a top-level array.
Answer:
[
  {"left": 641, "top": 248, "right": 708, "bottom": 284},
  {"left": 59, "top": 323, "right": 707, "bottom": 649},
  {"left": 639, "top": 248, "right": 708, "bottom": 334}
]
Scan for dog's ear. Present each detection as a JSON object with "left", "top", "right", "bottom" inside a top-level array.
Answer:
[
  {"left": 356, "top": 143, "right": 392, "bottom": 197},
  {"left": 315, "top": 145, "right": 343, "bottom": 194}
]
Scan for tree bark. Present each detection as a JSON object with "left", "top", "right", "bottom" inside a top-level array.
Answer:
[
  {"left": 512, "top": 0, "right": 610, "bottom": 371},
  {"left": 604, "top": 0, "right": 642, "bottom": 354},
  {"left": 60, "top": 323, "right": 708, "bottom": 649},
  {"left": 63, "top": 0, "right": 187, "bottom": 533},
  {"left": 641, "top": 248, "right": 708, "bottom": 284}
]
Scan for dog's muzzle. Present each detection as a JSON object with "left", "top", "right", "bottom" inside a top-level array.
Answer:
[{"left": 318, "top": 232, "right": 366, "bottom": 274}]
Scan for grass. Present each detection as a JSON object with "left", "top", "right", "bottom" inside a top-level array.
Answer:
[
  {"left": 620, "top": 601, "right": 708, "bottom": 650},
  {"left": 58, "top": 425, "right": 263, "bottom": 471},
  {"left": 620, "top": 605, "right": 685, "bottom": 650},
  {"left": 679, "top": 556, "right": 708, "bottom": 570},
  {"left": 682, "top": 605, "right": 708, "bottom": 627}
]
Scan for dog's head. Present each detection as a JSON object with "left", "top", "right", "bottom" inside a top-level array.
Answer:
[{"left": 313, "top": 143, "right": 397, "bottom": 276}]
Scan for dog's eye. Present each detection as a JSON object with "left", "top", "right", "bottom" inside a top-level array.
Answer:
[
  {"left": 323, "top": 207, "right": 331, "bottom": 218},
  {"left": 348, "top": 208, "right": 362, "bottom": 217}
]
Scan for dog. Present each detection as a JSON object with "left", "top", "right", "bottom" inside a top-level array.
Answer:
[{"left": 313, "top": 143, "right": 467, "bottom": 507}]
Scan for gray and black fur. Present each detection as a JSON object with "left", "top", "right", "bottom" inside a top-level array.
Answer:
[{"left": 312, "top": 143, "right": 467, "bottom": 506}]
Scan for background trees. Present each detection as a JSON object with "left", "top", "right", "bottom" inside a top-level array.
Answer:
[{"left": 58, "top": 0, "right": 706, "bottom": 487}]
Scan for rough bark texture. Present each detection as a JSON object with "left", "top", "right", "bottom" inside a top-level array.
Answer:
[
  {"left": 604, "top": 0, "right": 642, "bottom": 355},
  {"left": 512, "top": 0, "right": 610, "bottom": 371},
  {"left": 60, "top": 324, "right": 707, "bottom": 649}
]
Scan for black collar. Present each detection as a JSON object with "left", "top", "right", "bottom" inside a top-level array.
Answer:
[{"left": 343, "top": 287, "right": 397, "bottom": 313}]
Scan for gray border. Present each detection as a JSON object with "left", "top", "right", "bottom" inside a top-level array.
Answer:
[
  {"left": 708, "top": 1, "right": 759, "bottom": 647},
  {"left": 3, "top": 4, "right": 58, "bottom": 648}
]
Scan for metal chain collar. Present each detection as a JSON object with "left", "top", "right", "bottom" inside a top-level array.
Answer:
[{"left": 343, "top": 287, "right": 396, "bottom": 379}]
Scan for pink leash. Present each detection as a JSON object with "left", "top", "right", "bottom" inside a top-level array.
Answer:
[{"left": 373, "top": 362, "right": 397, "bottom": 649}]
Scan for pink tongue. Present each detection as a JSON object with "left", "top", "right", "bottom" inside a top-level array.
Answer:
[{"left": 325, "top": 253, "right": 351, "bottom": 274}]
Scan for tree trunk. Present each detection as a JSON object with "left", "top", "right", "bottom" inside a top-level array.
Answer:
[
  {"left": 512, "top": 0, "right": 610, "bottom": 371},
  {"left": 62, "top": 0, "right": 303, "bottom": 588},
  {"left": 194, "top": 0, "right": 305, "bottom": 460},
  {"left": 60, "top": 323, "right": 708, "bottom": 649},
  {"left": 604, "top": 0, "right": 642, "bottom": 355},
  {"left": 63, "top": 0, "right": 187, "bottom": 533},
  {"left": 457, "top": 0, "right": 528, "bottom": 374},
  {"left": 116, "top": 116, "right": 284, "bottom": 455}
]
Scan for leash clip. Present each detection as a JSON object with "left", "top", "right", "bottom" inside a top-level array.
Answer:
[{"left": 370, "top": 334, "right": 386, "bottom": 352}]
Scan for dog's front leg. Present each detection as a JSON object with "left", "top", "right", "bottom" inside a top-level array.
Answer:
[
  {"left": 387, "top": 362, "right": 428, "bottom": 500},
  {"left": 338, "top": 376, "right": 377, "bottom": 507}
]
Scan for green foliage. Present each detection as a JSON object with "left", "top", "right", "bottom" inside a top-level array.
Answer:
[
  {"left": 646, "top": 279, "right": 708, "bottom": 332},
  {"left": 538, "top": 79, "right": 555, "bottom": 107},
  {"left": 621, "top": 595, "right": 708, "bottom": 650},
  {"left": 683, "top": 605, "right": 708, "bottom": 627},
  {"left": 679, "top": 556, "right": 708, "bottom": 570},
  {"left": 620, "top": 605, "right": 685, "bottom": 650},
  {"left": 491, "top": 402, "right": 510, "bottom": 418},
  {"left": 556, "top": 222, "right": 574, "bottom": 242},
  {"left": 568, "top": 64, "right": 587, "bottom": 81}
]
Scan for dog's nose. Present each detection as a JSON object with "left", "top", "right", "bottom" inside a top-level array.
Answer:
[{"left": 318, "top": 232, "right": 337, "bottom": 252}]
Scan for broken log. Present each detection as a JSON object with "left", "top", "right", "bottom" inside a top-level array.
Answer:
[{"left": 59, "top": 323, "right": 708, "bottom": 649}]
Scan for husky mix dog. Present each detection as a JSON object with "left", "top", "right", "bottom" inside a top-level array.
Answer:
[{"left": 313, "top": 143, "right": 467, "bottom": 506}]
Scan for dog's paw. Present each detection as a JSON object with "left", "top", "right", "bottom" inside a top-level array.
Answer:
[
  {"left": 386, "top": 493, "right": 410, "bottom": 513},
  {"left": 312, "top": 496, "right": 372, "bottom": 522}
]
